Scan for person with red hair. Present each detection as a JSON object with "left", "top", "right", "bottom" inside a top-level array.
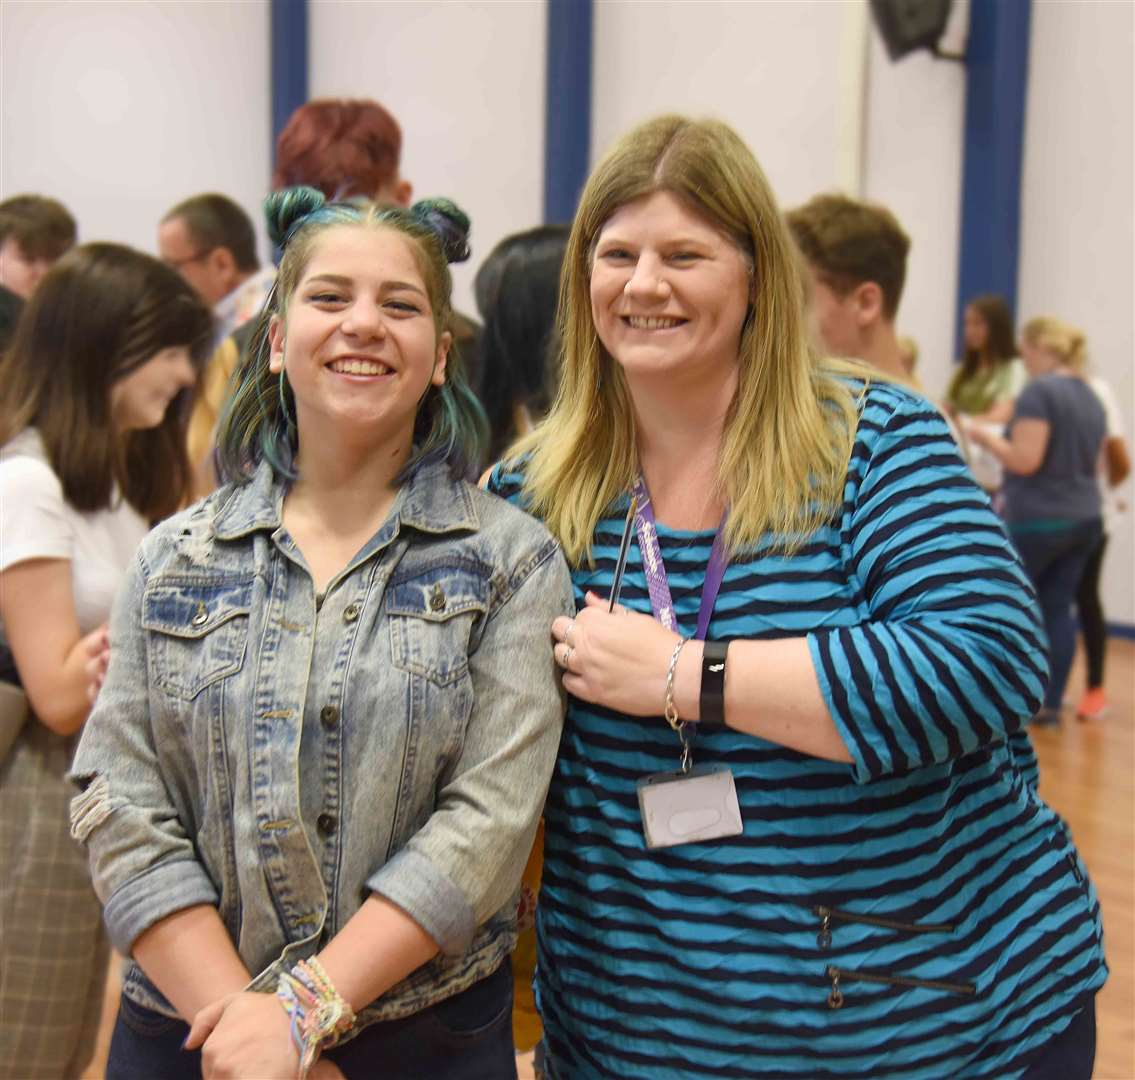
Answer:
[{"left": 273, "top": 98, "right": 413, "bottom": 207}]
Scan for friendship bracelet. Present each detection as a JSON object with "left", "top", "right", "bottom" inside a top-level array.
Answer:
[{"left": 276, "top": 956, "right": 357, "bottom": 1080}]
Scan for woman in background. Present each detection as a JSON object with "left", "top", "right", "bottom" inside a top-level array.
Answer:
[
  {"left": 946, "top": 294, "right": 1025, "bottom": 422},
  {"left": 946, "top": 295, "right": 1027, "bottom": 496},
  {"left": 0, "top": 245, "right": 209, "bottom": 1077},
  {"left": 474, "top": 224, "right": 570, "bottom": 465},
  {"left": 966, "top": 316, "right": 1107, "bottom": 727},
  {"left": 1075, "top": 368, "right": 1131, "bottom": 720},
  {"left": 490, "top": 115, "right": 1105, "bottom": 1079}
]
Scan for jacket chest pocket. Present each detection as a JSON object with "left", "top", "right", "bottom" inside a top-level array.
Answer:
[
  {"left": 387, "top": 565, "right": 489, "bottom": 686},
  {"left": 143, "top": 577, "right": 254, "bottom": 701}
]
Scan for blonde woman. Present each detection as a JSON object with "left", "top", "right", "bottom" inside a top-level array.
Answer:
[
  {"left": 966, "top": 317, "right": 1107, "bottom": 726},
  {"left": 488, "top": 117, "right": 1105, "bottom": 1079}
]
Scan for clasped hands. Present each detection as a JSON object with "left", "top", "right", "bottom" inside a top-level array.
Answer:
[
  {"left": 551, "top": 591, "right": 699, "bottom": 718},
  {"left": 184, "top": 991, "right": 345, "bottom": 1080}
]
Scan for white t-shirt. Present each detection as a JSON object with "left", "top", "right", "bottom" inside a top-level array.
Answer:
[
  {"left": 1087, "top": 374, "right": 1127, "bottom": 531},
  {"left": 0, "top": 429, "right": 149, "bottom": 648}
]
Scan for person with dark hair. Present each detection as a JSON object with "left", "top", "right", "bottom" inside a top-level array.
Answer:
[
  {"left": 946, "top": 295, "right": 1026, "bottom": 494},
  {"left": 69, "top": 187, "right": 572, "bottom": 1079},
  {"left": 158, "top": 192, "right": 275, "bottom": 344},
  {"left": 273, "top": 98, "right": 411, "bottom": 205},
  {"left": 474, "top": 225, "right": 570, "bottom": 463},
  {"left": 0, "top": 245, "right": 210, "bottom": 1076},
  {"left": 947, "top": 294, "right": 1024, "bottom": 420},
  {"left": 0, "top": 193, "right": 77, "bottom": 349},
  {"left": 786, "top": 193, "right": 915, "bottom": 383}
]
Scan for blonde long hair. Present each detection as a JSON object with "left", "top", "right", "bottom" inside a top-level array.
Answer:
[
  {"left": 513, "top": 115, "right": 864, "bottom": 565},
  {"left": 1021, "top": 316, "right": 1088, "bottom": 373}
]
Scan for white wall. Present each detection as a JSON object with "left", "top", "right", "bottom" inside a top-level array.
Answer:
[
  {"left": 863, "top": 1, "right": 969, "bottom": 400},
  {"left": 2, "top": 0, "right": 1130, "bottom": 624},
  {"left": 1018, "top": 0, "right": 1135, "bottom": 624},
  {"left": 0, "top": 0, "right": 271, "bottom": 262},
  {"left": 592, "top": 0, "right": 848, "bottom": 202},
  {"left": 309, "top": 0, "right": 547, "bottom": 317}
]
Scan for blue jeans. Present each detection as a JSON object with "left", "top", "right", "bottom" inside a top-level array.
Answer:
[
  {"left": 1011, "top": 520, "right": 1103, "bottom": 711},
  {"left": 105, "top": 961, "right": 516, "bottom": 1080},
  {"left": 1020, "top": 998, "right": 1096, "bottom": 1080}
]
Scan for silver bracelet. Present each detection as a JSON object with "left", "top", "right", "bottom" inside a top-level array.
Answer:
[{"left": 663, "top": 638, "right": 688, "bottom": 733}]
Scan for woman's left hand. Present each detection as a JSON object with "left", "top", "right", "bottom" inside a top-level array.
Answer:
[
  {"left": 551, "top": 591, "right": 687, "bottom": 716},
  {"left": 187, "top": 991, "right": 300, "bottom": 1079}
]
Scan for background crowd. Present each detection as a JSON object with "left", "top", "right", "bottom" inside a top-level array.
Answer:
[{"left": 0, "top": 39, "right": 1130, "bottom": 1080}]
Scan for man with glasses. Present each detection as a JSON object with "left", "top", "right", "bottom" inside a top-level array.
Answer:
[
  {"left": 158, "top": 192, "right": 274, "bottom": 346},
  {"left": 159, "top": 193, "right": 275, "bottom": 495}
]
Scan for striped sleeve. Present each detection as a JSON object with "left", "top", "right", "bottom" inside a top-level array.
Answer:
[
  {"left": 808, "top": 389, "right": 1048, "bottom": 783},
  {"left": 484, "top": 458, "right": 528, "bottom": 505}
]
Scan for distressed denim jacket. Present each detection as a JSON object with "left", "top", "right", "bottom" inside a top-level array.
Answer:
[{"left": 69, "top": 460, "right": 573, "bottom": 1027}]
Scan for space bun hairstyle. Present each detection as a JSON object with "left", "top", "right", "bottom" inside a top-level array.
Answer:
[{"left": 216, "top": 186, "right": 485, "bottom": 484}]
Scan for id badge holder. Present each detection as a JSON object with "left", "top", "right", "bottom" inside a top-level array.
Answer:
[{"left": 637, "top": 763, "right": 743, "bottom": 849}]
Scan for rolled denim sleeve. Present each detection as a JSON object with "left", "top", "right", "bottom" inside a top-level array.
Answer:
[
  {"left": 367, "top": 535, "right": 573, "bottom": 956},
  {"left": 68, "top": 546, "right": 218, "bottom": 954}
]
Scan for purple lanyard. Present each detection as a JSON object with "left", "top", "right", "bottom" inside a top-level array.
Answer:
[{"left": 630, "top": 475, "right": 727, "bottom": 640}]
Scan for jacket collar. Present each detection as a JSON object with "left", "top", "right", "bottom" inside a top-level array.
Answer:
[{"left": 212, "top": 458, "right": 479, "bottom": 542}]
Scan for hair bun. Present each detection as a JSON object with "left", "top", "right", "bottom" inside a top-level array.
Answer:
[
  {"left": 411, "top": 198, "right": 471, "bottom": 264},
  {"left": 264, "top": 186, "right": 327, "bottom": 249}
]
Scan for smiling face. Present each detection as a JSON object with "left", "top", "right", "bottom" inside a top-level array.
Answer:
[
  {"left": 269, "top": 224, "right": 449, "bottom": 451},
  {"left": 589, "top": 191, "right": 751, "bottom": 388},
  {"left": 110, "top": 345, "right": 198, "bottom": 431}
]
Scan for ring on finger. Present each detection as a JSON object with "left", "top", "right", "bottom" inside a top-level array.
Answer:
[
  {"left": 560, "top": 644, "right": 574, "bottom": 669},
  {"left": 564, "top": 620, "right": 576, "bottom": 644}
]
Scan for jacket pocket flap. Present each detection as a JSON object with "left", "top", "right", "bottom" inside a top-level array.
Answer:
[
  {"left": 142, "top": 577, "right": 255, "bottom": 639},
  {"left": 386, "top": 567, "right": 488, "bottom": 622}
]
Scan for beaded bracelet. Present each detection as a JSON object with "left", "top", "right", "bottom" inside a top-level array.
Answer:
[{"left": 276, "top": 956, "right": 356, "bottom": 1079}]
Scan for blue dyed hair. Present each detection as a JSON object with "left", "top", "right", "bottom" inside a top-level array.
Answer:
[{"left": 216, "top": 186, "right": 486, "bottom": 484}]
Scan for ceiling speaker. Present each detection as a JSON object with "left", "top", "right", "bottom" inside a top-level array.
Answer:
[{"left": 869, "top": 0, "right": 954, "bottom": 61}]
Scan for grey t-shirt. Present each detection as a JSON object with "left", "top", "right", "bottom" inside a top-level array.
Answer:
[{"left": 1002, "top": 374, "right": 1105, "bottom": 525}]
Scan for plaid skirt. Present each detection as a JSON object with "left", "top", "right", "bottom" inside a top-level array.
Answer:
[{"left": 0, "top": 722, "right": 108, "bottom": 1078}]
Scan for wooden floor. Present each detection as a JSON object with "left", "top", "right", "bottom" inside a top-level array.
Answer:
[{"left": 81, "top": 641, "right": 1135, "bottom": 1079}]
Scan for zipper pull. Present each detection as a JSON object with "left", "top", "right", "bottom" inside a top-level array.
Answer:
[
  {"left": 815, "top": 905, "right": 833, "bottom": 949},
  {"left": 826, "top": 966, "right": 844, "bottom": 1009}
]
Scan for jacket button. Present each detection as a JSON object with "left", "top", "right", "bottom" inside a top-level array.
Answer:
[
  {"left": 428, "top": 585, "right": 446, "bottom": 612},
  {"left": 320, "top": 704, "right": 339, "bottom": 729},
  {"left": 343, "top": 602, "right": 361, "bottom": 623},
  {"left": 191, "top": 601, "right": 208, "bottom": 627},
  {"left": 317, "top": 813, "right": 337, "bottom": 837}
]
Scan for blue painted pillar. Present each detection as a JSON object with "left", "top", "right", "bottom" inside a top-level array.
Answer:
[
  {"left": 271, "top": 0, "right": 309, "bottom": 155},
  {"left": 954, "top": 0, "right": 1032, "bottom": 354},
  {"left": 544, "top": 0, "right": 593, "bottom": 224}
]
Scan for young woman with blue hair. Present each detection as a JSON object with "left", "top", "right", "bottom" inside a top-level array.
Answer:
[{"left": 70, "top": 188, "right": 572, "bottom": 1079}]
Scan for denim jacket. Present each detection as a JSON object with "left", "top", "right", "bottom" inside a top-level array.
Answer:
[{"left": 69, "top": 460, "right": 573, "bottom": 1027}]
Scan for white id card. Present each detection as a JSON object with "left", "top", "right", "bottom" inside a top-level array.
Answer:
[{"left": 637, "top": 764, "right": 743, "bottom": 849}]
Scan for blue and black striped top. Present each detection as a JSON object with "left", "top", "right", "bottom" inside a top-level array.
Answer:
[{"left": 488, "top": 382, "right": 1106, "bottom": 1079}]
